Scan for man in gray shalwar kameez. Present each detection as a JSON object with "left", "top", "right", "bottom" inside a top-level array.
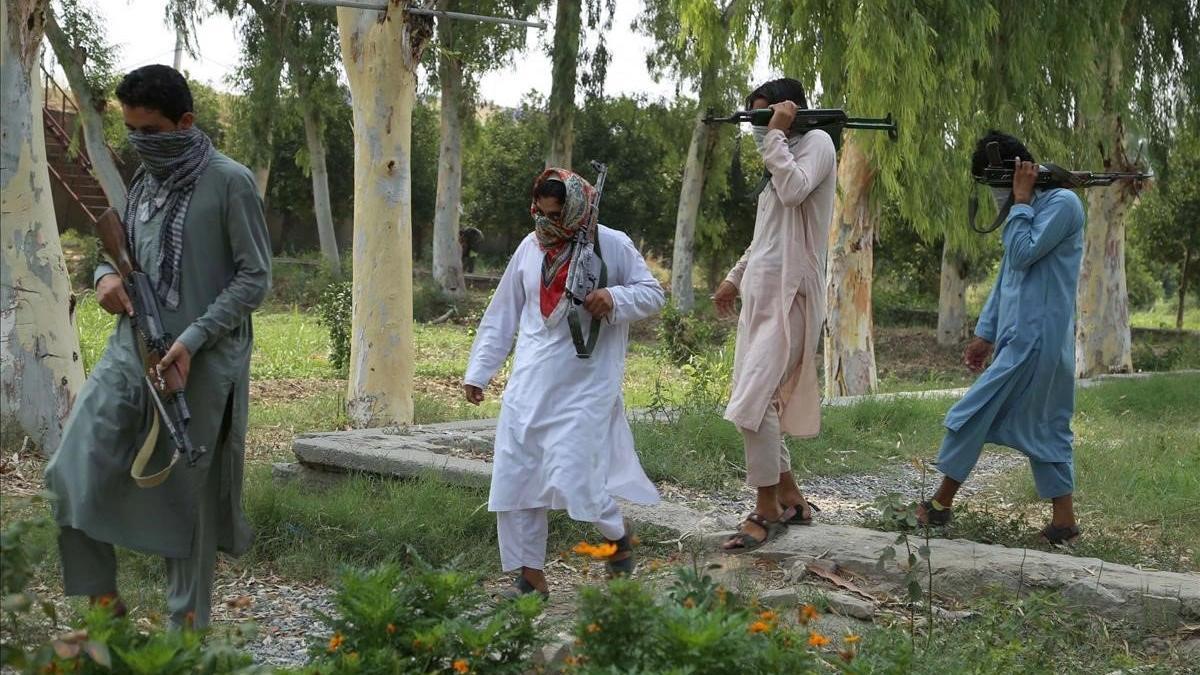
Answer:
[{"left": 45, "top": 65, "right": 271, "bottom": 627}]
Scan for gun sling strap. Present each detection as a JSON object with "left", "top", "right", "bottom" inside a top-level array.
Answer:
[
  {"left": 130, "top": 333, "right": 182, "bottom": 489},
  {"left": 567, "top": 230, "right": 607, "bottom": 359}
]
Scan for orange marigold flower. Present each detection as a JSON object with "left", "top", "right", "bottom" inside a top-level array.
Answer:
[
  {"left": 808, "top": 632, "right": 830, "bottom": 648},
  {"left": 452, "top": 658, "right": 470, "bottom": 673},
  {"left": 327, "top": 633, "right": 344, "bottom": 652},
  {"left": 386, "top": 623, "right": 397, "bottom": 635},
  {"left": 748, "top": 621, "right": 772, "bottom": 634},
  {"left": 844, "top": 634, "right": 861, "bottom": 644},
  {"left": 758, "top": 610, "right": 778, "bottom": 622},
  {"left": 564, "top": 655, "right": 580, "bottom": 666},
  {"left": 572, "top": 542, "right": 619, "bottom": 558},
  {"left": 799, "top": 604, "right": 820, "bottom": 623},
  {"left": 683, "top": 597, "right": 696, "bottom": 609},
  {"left": 587, "top": 623, "right": 602, "bottom": 634}
]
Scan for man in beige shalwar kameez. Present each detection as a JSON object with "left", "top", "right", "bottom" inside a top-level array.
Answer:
[{"left": 713, "top": 79, "right": 838, "bottom": 551}]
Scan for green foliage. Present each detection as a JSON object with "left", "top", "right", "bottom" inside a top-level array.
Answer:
[
  {"left": 317, "top": 281, "right": 353, "bottom": 376},
  {"left": 53, "top": 0, "right": 120, "bottom": 101},
  {"left": 656, "top": 302, "right": 728, "bottom": 366},
  {"left": 305, "top": 559, "right": 540, "bottom": 674},
  {"left": 571, "top": 569, "right": 828, "bottom": 674}
]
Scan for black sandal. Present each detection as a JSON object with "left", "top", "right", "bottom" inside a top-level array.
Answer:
[
  {"left": 917, "top": 500, "right": 953, "bottom": 527},
  {"left": 497, "top": 574, "right": 549, "bottom": 601},
  {"left": 784, "top": 500, "right": 820, "bottom": 525},
  {"left": 605, "top": 521, "right": 636, "bottom": 578},
  {"left": 722, "top": 512, "right": 787, "bottom": 552},
  {"left": 1040, "top": 523, "right": 1081, "bottom": 546}
]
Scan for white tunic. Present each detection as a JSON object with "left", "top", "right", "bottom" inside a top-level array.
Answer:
[{"left": 464, "top": 226, "right": 665, "bottom": 521}]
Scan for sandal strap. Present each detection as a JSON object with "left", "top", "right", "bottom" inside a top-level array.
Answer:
[{"left": 746, "top": 512, "right": 772, "bottom": 528}]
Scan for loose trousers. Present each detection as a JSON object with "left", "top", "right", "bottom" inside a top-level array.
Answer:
[
  {"left": 496, "top": 496, "right": 625, "bottom": 572},
  {"left": 740, "top": 295, "right": 806, "bottom": 487}
]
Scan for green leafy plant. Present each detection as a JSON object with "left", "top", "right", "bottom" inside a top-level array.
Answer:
[
  {"left": 305, "top": 554, "right": 541, "bottom": 674},
  {"left": 317, "top": 281, "right": 353, "bottom": 376}
]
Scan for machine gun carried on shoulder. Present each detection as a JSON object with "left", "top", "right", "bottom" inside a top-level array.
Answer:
[
  {"left": 564, "top": 160, "right": 609, "bottom": 359},
  {"left": 704, "top": 108, "right": 898, "bottom": 198},
  {"left": 970, "top": 141, "right": 1153, "bottom": 233},
  {"left": 95, "top": 208, "right": 204, "bottom": 487}
]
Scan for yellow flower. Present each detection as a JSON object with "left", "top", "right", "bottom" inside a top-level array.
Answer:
[
  {"left": 808, "top": 632, "right": 830, "bottom": 648},
  {"left": 572, "top": 541, "right": 619, "bottom": 558},
  {"left": 844, "top": 634, "right": 861, "bottom": 644},
  {"left": 748, "top": 621, "right": 772, "bottom": 634},
  {"left": 386, "top": 623, "right": 397, "bottom": 635},
  {"left": 587, "top": 623, "right": 602, "bottom": 634},
  {"left": 452, "top": 658, "right": 470, "bottom": 673},
  {"left": 327, "top": 632, "right": 344, "bottom": 652}
]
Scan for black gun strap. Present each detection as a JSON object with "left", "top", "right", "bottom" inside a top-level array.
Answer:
[
  {"left": 567, "top": 231, "right": 608, "bottom": 359},
  {"left": 969, "top": 191, "right": 1015, "bottom": 235}
]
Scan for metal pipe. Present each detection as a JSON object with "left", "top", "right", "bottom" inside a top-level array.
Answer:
[{"left": 288, "top": 0, "right": 547, "bottom": 28}]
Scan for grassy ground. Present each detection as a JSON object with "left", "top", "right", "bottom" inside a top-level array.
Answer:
[{"left": 1131, "top": 299, "right": 1200, "bottom": 331}]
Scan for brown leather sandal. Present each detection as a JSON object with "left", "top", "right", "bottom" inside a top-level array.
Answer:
[{"left": 722, "top": 512, "right": 787, "bottom": 552}]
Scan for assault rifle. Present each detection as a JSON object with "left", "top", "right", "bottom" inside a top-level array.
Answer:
[
  {"left": 704, "top": 108, "right": 898, "bottom": 197},
  {"left": 564, "top": 160, "right": 609, "bottom": 359},
  {"left": 95, "top": 208, "right": 203, "bottom": 487},
  {"left": 970, "top": 141, "right": 1153, "bottom": 233}
]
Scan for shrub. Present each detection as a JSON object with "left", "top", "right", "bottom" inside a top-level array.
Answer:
[
  {"left": 60, "top": 229, "right": 102, "bottom": 292},
  {"left": 305, "top": 557, "right": 541, "bottom": 674},
  {"left": 569, "top": 568, "right": 834, "bottom": 674},
  {"left": 318, "top": 281, "right": 353, "bottom": 376},
  {"left": 657, "top": 303, "right": 729, "bottom": 367}
]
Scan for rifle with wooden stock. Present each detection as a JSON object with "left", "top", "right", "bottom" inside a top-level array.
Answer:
[{"left": 95, "top": 208, "right": 203, "bottom": 487}]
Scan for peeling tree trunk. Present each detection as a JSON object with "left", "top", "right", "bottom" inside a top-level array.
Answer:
[
  {"left": 1, "top": 0, "right": 85, "bottom": 453},
  {"left": 545, "top": 0, "right": 580, "bottom": 169},
  {"left": 823, "top": 140, "right": 878, "bottom": 397},
  {"left": 1076, "top": 47, "right": 1139, "bottom": 377},
  {"left": 43, "top": 6, "right": 126, "bottom": 214},
  {"left": 937, "top": 240, "right": 969, "bottom": 346},
  {"left": 431, "top": 10, "right": 465, "bottom": 299},
  {"left": 336, "top": 3, "right": 429, "bottom": 427},
  {"left": 297, "top": 90, "right": 342, "bottom": 280},
  {"left": 670, "top": 110, "right": 719, "bottom": 311}
]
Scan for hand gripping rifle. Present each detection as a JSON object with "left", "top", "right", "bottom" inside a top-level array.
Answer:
[
  {"left": 970, "top": 141, "right": 1153, "bottom": 233},
  {"left": 564, "top": 160, "right": 609, "bottom": 359},
  {"left": 704, "top": 108, "right": 899, "bottom": 197},
  {"left": 95, "top": 208, "right": 204, "bottom": 488}
]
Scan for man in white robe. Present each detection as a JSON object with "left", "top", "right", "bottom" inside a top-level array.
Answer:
[
  {"left": 713, "top": 78, "right": 838, "bottom": 551},
  {"left": 464, "top": 168, "right": 665, "bottom": 597}
]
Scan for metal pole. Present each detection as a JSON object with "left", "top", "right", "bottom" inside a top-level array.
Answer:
[{"left": 288, "top": 0, "right": 547, "bottom": 28}]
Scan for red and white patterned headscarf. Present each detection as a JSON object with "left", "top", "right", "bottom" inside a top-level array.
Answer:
[{"left": 530, "top": 168, "right": 598, "bottom": 320}]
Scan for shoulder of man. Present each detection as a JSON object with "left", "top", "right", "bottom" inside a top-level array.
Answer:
[
  {"left": 1039, "top": 187, "right": 1086, "bottom": 225},
  {"left": 801, "top": 128, "right": 837, "bottom": 154},
  {"left": 204, "top": 151, "right": 259, "bottom": 195},
  {"left": 597, "top": 224, "right": 636, "bottom": 248}
]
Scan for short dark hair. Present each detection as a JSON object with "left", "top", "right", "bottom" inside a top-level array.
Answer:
[
  {"left": 115, "top": 65, "right": 194, "bottom": 123},
  {"left": 746, "top": 78, "right": 808, "bottom": 110},
  {"left": 533, "top": 178, "right": 566, "bottom": 203},
  {"left": 971, "top": 130, "right": 1035, "bottom": 177}
]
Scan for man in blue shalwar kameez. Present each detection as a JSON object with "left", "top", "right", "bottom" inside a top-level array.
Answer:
[{"left": 917, "top": 132, "right": 1086, "bottom": 545}]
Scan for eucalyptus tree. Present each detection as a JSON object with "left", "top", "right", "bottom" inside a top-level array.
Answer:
[
  {"left": 767, "top": 0, "right": 994, "bottom": 396},
  {"left": 2, "top": 0, "right": 86, "bottom": 453},
  {"left": 637, "top": 0, "right": 754, "bottom": 311},
  {"left": 545, "top": 0, "right": 613, "bottom": 169}
]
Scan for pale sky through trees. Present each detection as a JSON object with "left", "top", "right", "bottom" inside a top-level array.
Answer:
[{"left": 86, "top": 0, "right": 772, "bottom": 108}]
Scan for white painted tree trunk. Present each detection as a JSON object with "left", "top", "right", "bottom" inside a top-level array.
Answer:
[
  {"left": 1076, "top": 46, "right": 1138, "bottom": 378},
  {"left": 1, "top": 0, "right": 85, "bottom": 454},
  {"left": 336, "top": 3, "right": 427, "bottom": 427},
  {"left": 545, "top": 0, "right": 580, "bottom": 169},
  {"left": 670, "top": 111, "right": 717, "bottom": 311},
  {"left": 43, "top": 7, "right": 126, "bottom": 214},
  {"left": 937, "top": 241, "right": 969, "bottom": 346},
  {"left": 823, "top": 140, "right": 878, "bottom": 397},
  {"left": 299, "top": 96, "right": 342, "bottom": 280},
  {"left": 431, "top": 14, "right": 465, "bottom": 300}
]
